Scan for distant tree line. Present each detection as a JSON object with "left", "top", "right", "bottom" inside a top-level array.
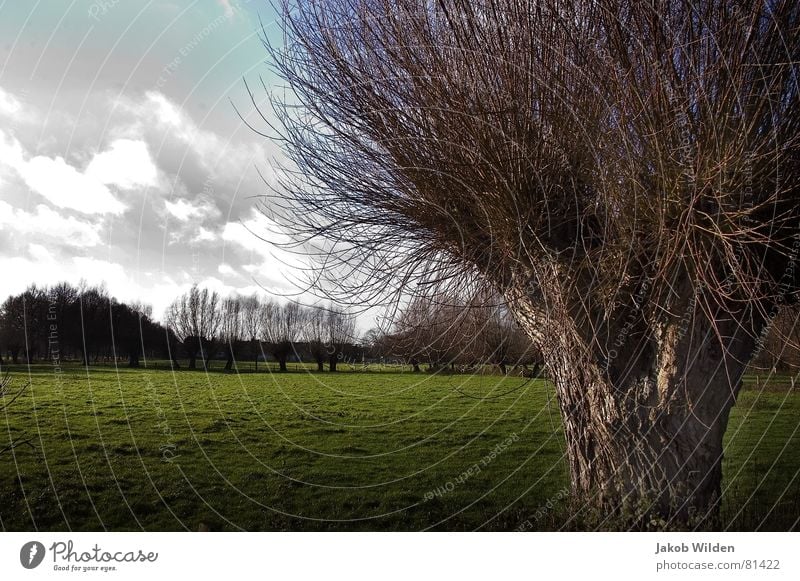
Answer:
[
  {"left": 751, "top": 306, "right": 800, "bottom": 373},
  {"left": 0, "top": 282, "right": 362, "bottom": 372},
  {"left": 2, "top": 282, "right": 798, "bottom": 376},
  {"left": 367, "top": 293, "right": 544, "bottom": 375},
  {"left": 370, "top": 294, "right": 800, "bottom": 376},
  {"left": 0, "top": 282, "right": 168, "bottom": 367},
  {"left": 164, "top": 285, "right": 359, "bottom": 371}
]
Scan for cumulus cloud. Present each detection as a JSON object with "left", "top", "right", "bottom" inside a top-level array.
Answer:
[
  {"left": 0, "top": 86, "right": 22, "bottom": 116},
  {"left": 85, "top": 139, "right": 159, "bottom": 190},
  {"left": 218, "top": 262, "right": 237, "bottom": 276},
  {"left": 0, "top": 129, "right": 127, "bottom": 215},
  {"left": 222, "top": 209, "right": 292, "bottom": 249},
  {"left": 164, "top": 197, "right": 220, "bottom": 222},
  {"left": 221, "top": 209, "right": 310, "bottom": 293},
  {"left": 0, "top": 85, "right": 297, "bottom": 320},
  {"left": 0, "top": 201, "right": 103, "bottom": 247},
  {"left": 114, "top": 90, "right": 276, "bottom": 189},
  {"left": 191, "top": 227, "right": 218, "bottom": 243},
  {"left": 25, "top": 156, "right": 127, "bottom": 214}
]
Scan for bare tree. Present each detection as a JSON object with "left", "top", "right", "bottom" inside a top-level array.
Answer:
[
  {"left": 166, "top": 285, "right": 222, "bottom": 370},
  {"left": 220, "top": 296, "right": 244, "bottom": 371},
  {"left": 326, "top": 306, "right": 356, "bottom": 372},
  {"left": 304, "top": 305, "right": 329, "bottom": 371},
  {"left": 477, "top": 301, "right": 535, "bottom": 375},
  {"left": 747, "top": 304, "right": 800, "bottom": 373},
  {"left": 385, "top": 297, "right": 432, "bottom": 372},
  {"left": 361, "top": 327, "right": 386, "bottom": 362},
  {"left": 260, "top": 300, "right": 304, "bottom": 371},
  {"left": 262, "top": 0, "right": 800, "bottom": 524},
  {"left": 240, "top": 294, "right": 263, "bottom": 370}
]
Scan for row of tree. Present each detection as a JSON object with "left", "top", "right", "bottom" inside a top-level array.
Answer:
[
  {"left": 0, "top": 282, "right": 363, "bottom": 372},
  {"left": 370, "top": 294, "right": 543, "bottom": 374},
  {"left": 3, "top": 281, "right": 798, "bottom": 376},
  {"left": 0, "top": 281, "right": 544, "bottom": 374},
  {"left": 164, "top": 285, "right": 357, "bottom": 371},
  {"left": 0, "top": 283, "right": 166, "bottom": 367}
]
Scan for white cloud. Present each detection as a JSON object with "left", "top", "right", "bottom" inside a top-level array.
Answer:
[
  {"left": 115, "top": 91, "right": 276, "bottom": 186},
  {"left": 24, "top": 155, "right": 126, "bottom": 214},
  {"left": 0, "top": 129, "right": 25, "bottom": 167},
  {"left": 0, "top": 86, "right": 22, "bottom": 116},
  {"left": 28, "top": 243, "right": 54, "bottom": 263},
  {"left": 0, "top": 129, "right": 126, "bottom": 215},
  {"left": 0, "top": 202, "right": 103, "bottom": 247},
  {"left": 218, "top": 263, "right": 237, "bottom": 276},
  {"left": 164, "top": 197, "right": 219, "bottom": 222},
  {"left": 222, "top": 209, "right": 292, "bottom": 249},
  {"left": 221, "top": 220, "right": 257, "bottom": 249},
  {"left": 147, "top": 91, "right": 184, "bottom": 129},
  {"left": 85, "top": 139, "right": 159, "bottom": 190},
  {"left": 222, "top": 209, "right": 310, "bottom": 279},
  {"left": 0, "top": 248, "right": 185, "bottom": 324},
  {"left": 191, "top": 226, "right": 217, "bottom": 242},
  {"left": 0, "top": 87, "right": 309, "bottom": 320}
]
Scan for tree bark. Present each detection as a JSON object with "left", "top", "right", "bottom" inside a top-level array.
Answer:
[{"left": 510, "top": 290, "right": 763, "bottom": 526}]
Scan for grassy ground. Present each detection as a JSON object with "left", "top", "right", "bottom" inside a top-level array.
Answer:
[{"left": 0, "top": 364, "right": 797, "bottom": 531}]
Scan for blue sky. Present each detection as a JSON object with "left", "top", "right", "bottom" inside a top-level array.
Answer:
[{"left": 0, "top": 1, "right": 310, "bottom": 319}]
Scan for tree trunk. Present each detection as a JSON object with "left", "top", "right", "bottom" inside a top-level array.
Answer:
[
  {"left": 128, "top": 352, "right": 140, "bottom": 367},
  {"left": 278, "top": 356, "right": 287, "bottom": 372},
  {"left": 188, "top": 354, "right": 197, "bottom": 369},
  {"left": 511, "top": 292, "right": 762, "bottom": 526},
  {"left": 316, "top": 358, "right": 325, "bottom": 372},
  {"left": 329, "top": 356, "right": 338, "bottom": 372},
  {"left": 201, "top": 340, "right": 214, "bottom": 371}
]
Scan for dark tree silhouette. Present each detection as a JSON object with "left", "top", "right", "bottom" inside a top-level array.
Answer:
[
  {"left": 240, "top": 294, "right": 263, "bottom": 370},
  {"left": 165, "top": 285, "right": 221, "bottom": 370},
  {"left": 304, "top": 305, "right": 329, "bottom": 371},
  {"left": 0, "top": 294, "right": 28, "bottom": 364},
  {"left": 260, "top": 300, "right": 304, "bottom": 372},
  {"left": 0, "top": 282, "right": 170, "bottom": 367},
  {"left": 261, "top": 0, "right": 800, "bottom": 523},
  {"left": 326, "top": 306, "right": 356, "bottom": 372},
  {"left": 220, "top": 296, "right": 244, "bottom": 371}
]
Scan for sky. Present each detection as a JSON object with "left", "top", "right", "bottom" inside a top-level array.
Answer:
[{"left": 0, "top": 0, "right": 314, "bottom": 321}]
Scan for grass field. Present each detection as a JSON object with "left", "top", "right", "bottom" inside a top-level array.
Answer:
[{"left": 0, "top": 364, "right": 798, "bottom": 531}]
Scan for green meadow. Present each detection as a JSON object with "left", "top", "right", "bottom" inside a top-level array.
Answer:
[{"left": 0, "top": 365, "right": 798, "bottom": 531}]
